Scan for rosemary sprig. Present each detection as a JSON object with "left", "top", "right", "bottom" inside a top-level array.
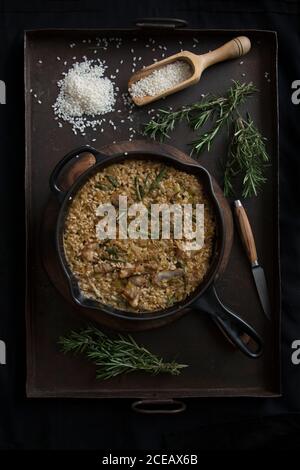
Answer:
[
  {"left": 224, "top": 115, "right": 269, "bottom": 198},
  {"left": 191, "top": 82, "right": 257, "bottom": 154},
  {"left": 143, "top": 81, "right": 258, "bottom": 155},
  {"left": 59, "top": 326, "right": 187, "bottom": 380},
  {"left": 143, "top": 98, "right": 226, "bottom": 142}
]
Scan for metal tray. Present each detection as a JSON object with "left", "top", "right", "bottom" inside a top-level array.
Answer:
[{"left": 25, "top": 22, "right": 280, "bottom": 400}]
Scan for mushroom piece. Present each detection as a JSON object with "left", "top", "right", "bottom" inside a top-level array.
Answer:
[
  {"left": 175, "top": 241, "right": 192, "bottom": 260},
  {"left": 128, "top": 294, "right": 139, "bottom": 308},
  {"left": 122, "top": 281, "right": 140, "bottom": 308},
  {"left": 143, "top": 262, "right": 159, "bottom": 271},
  {"left": 119, "top": 263, "right": 145, "bottom": 279},
  {"left": 120, "top": 269, "right": 133, "bottom": 279},
  {"left": 94, "top": 263, "right": 114, "bottom": 274},
  {"left": 154, "top": 269, "right": 185, "bottom": 284},
  {"left": 129, "top": 275, "right": 148, "bottom": 287},
  {"left": 81, "top": 242, "right": 99, "bottom": 262},
  {"left": 119, "top": 265, "right": 136, "bottom": 279},
  {"left": 110, "top": 192, "right": 120, "bottom": 208}
]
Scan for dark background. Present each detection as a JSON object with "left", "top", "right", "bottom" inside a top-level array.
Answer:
[{"left": 0, "top": 0, "right": 299, "bottom": 451}]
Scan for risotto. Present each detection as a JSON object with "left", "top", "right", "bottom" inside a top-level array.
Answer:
[{"left": 63, "top": 159, "right": 216, "bottom": 312}]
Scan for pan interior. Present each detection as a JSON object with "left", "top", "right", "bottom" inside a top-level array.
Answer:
[{"left": 57, "top": 151, "right": 225, "bottom": 321}]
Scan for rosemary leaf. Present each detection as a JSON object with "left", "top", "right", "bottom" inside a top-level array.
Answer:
[
  {"left": 134, "top": 176, "right": 143, "bottom": 201},
  {"left": 148, "top": 166, "right": 168, "bottom": 194},
  {"left": 143, "top": 107, "right": 191, "bottom": 142},
  {"left": 95, "top": 183, "right": 110, "bottom": 191},
  {"left": 59, "top": 326, "right": 188, "bottom": 380},
  {"left": 106, "top": 175, "right": 119, "bottom": 188},
  {"left": 106, "top": 246, "right": 119, "bottom": 258}
]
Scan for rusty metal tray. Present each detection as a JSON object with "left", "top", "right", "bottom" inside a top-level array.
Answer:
[{"left": 25, "top": 23, "right": 280, "bottom": 399}]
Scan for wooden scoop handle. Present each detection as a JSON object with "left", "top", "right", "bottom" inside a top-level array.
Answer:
[
  {"left": 201, "top": 36, "right": 251, "bottom": 70},
  {"left": 234, "top": 200, "right": 258, "bottom": 266}
]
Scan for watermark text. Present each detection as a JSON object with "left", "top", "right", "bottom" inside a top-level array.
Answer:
[
  {"left": 0, "top": 340, "right": 6, "bottom": 365},
  {"left": 291, "top": 80, "right": 300, "bottom": 105},
  {"left": 95, "top": 196, "right": 205, "bottom": 251}
]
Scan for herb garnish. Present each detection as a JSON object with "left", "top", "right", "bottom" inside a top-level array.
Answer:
[
  {"left": 166, "top": 295, "right": 177, "bottom": 306},
  {"left": 134, "top": 176, "right": 143, "bottom": 201},
  {"left": 224, "top": 115, "right": 269, "bottom": 198},
  {"left": 148, "top": 166, "right": 168, "bottom": 194},
  {"left": 106, "top": 246, "right": 119, "bottom": 258},
  {"left": 95, "top": 183, "right": 110, "bottom": 191},
  {"left": 106, "top": 175, "right": 119, "bottom": 188},
  {"left": 59, "top": 326, "right": 187, "bottom": 379},
  {"left": 143, "top": 81, "right": 270, "bottom": 197},
  {"left": 143, "top": 81, "right": 257, "bottom": 155}
]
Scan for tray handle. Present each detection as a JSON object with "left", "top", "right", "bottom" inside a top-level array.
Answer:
[
  {"left": 132, "top": 399, "right": 186, "bottom": 414},
  {"left": 49, "top": 145, "right": 108, "bottom": 203},
  {"left": 135, "top": 18, "right": 188, "bottom": 30}
]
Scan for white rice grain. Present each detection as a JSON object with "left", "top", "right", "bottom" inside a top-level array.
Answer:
[
  {"left": 53, "top": 59, "right": 116, "bottom": 134},
  {"left": 129, "top": 60, "right": 191, "bottom": 98}
]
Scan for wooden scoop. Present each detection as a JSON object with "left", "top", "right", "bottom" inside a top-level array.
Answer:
[{"left": 129, "top": 36, "right": 251, "bottom": 106}]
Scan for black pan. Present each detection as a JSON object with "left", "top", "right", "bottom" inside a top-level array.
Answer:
[{"left": 49, "top": 145, "right": 263, "bottom": 358}]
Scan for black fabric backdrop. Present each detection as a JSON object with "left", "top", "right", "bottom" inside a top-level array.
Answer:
[{"left": 0, "top": 0, "right": 299, "bottom": 450}]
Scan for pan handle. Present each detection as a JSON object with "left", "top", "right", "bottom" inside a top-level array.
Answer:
[
  {"left": 49, "top": 145, "right": 108, "bottom": 203},
  {"left": 195, "top": 285, "right": 263, "bottom": 359}
]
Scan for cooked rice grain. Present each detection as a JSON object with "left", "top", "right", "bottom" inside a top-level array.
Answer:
[{"left": 63, "top": 159, "right": 216, "bottom": 313}]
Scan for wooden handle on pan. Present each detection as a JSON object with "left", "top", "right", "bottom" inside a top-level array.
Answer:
[
  {"left": 201, "top": 36, "right": 251, "bottom": 70},
  {"left": 234, "top": 200, "right": 258, "bottom": 265}
]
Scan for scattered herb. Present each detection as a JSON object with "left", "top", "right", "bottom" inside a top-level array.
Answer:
[
  {"left": 59, "top": 326, "right": 188, "bottom": 379},
  {"left": 114, "top": 278, "right": 125, "bottom": 289},
  {"left": 148, "top": 166, "right": 168, "bottom": 193},
  {"left": 224, "top": 115, "right": 269, "bottom": 198},
  {"left": 106, "top": 246, "right": 119, "bottom": 258},
  {"left": 166, "top": 295, "right": 177, "bottom": 306},
  {"left": 95, "top": 183, "right": 110, "bottom": 191},
  {"left": 134, "top": 176, "right": 143, "bottom": 201},
  {"left": 139, "top": 183, "right": 145, "bottom": 199},
  {"left": 176, "top": 259, "right": 185, "bottom": 269},
  {"left": 106, "top": 174, "right": 119, "bottom": 188},
  {"left": 98, "top": 239, "right": 110, "bottom": 247},
  {"left": 143, "top": 173, "right": 150, "bottom": 189},
  {"left": 133, "top": 173, "right": 154, "bottom": 201}
]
